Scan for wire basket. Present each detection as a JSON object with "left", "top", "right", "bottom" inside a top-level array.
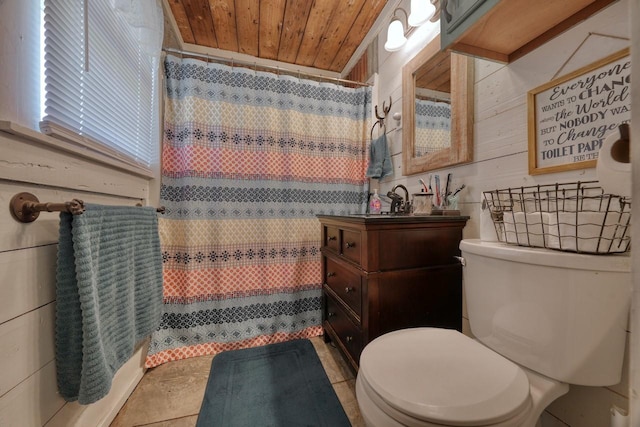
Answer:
[{"left": 483, "top": 181, "right": 631, "bottom": 254}]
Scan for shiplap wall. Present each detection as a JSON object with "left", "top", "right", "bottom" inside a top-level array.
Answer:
[
  {"left": 0, "top": 1, "right": 160, "bottom": 426},
  {"left": 0, "top": 130, "right": 154, "bottom": 427},
  {"left": 375, "top": 1, "right": 632, "bottom": 426}
]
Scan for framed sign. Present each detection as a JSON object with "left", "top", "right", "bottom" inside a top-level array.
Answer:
[{"left": 527, "top": 48, "right": 630, "bottom": 175}]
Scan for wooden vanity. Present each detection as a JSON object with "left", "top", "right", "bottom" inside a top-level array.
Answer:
[{"left": 317, "top": 214, "right": 469, "bottom": 372}]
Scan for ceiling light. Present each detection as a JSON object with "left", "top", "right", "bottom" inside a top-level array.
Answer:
[{"left": 408, "top": 0, "right": 436, "bottom": 27}]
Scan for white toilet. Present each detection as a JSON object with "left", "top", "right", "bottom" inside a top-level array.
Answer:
[{"left": 356, "top": 239, "right": 631, "bottom": 427}]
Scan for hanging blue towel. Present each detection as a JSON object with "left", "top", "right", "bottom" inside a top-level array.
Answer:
[
  {"left": 366, "top": 133, "right": 393, "bottom": 179},
  {"left": 55, "top": 204, "right": 163, "bottom": 404}
]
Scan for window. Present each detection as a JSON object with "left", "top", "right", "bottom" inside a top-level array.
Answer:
[{"left": 41, "top": 0, "right": 163, "bottom": 174}]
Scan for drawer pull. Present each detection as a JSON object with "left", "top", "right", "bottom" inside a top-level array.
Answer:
[
  {"left": 345, "top": 336, "right": 353, "bottom": 343},
  {"left": 344, "top": 286, "right": 354, "bottom": 293},
  {"left": 345, "top": 242, "right": 356, "bottom": 249},
  {"left": 328, "top": 236, "right": 337, "bottom": 241},
  {"left": 327, "top": 312, "right": 336, "bottom": 318},
  {"left": 327, "top": 272, "right": 336, "bottom": 278}
]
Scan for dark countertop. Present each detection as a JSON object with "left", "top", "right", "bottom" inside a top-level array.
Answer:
[{"left": 317, "top": 213, "right": 470, "bottom": 225}]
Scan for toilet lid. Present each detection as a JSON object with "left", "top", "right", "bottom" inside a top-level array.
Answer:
[{"left": 359, "top": 328, "right": 531, "bottom": 426}]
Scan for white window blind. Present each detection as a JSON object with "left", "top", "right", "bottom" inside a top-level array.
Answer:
[{"left": 41, "top": 0, "right": 162, "bottom": 172}]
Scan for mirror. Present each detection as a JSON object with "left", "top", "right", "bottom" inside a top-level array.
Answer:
[{"left": 402, "top": 34, "right": 474, "bottom": 175}]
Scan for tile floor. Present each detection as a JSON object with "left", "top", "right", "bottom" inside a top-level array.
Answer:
[{"left": 111, "top": 337, "right": 364, "bottom": 427}]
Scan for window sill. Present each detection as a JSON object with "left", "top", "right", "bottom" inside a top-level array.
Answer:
[{"left": 0, "top": 120, "right": 156, "bottom": 180}]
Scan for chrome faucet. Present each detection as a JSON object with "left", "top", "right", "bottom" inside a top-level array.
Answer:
[{"left": 387, "top": 184, "right": 411, "bottom": 214}]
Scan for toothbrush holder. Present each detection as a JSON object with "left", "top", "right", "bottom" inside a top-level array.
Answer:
[{"left": 412, "top": 193, "right": 433, "bottom": 214}]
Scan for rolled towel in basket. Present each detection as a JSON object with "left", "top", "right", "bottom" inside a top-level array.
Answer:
[
  {"left": 503, "top": 212, "right": 550, "bottom": 247},
  {"left": 546, "top": 211, "right": 630, "bottom": 253}
]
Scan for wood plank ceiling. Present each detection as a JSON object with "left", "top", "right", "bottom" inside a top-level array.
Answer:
[{"left": 166, "top": 0, "right": 389, "bottom": 73}]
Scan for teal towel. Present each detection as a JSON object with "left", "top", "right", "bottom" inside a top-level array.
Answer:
[
  {"left": 366, "top": 133, "right": 393, "bottom": 179},
  {"left": 55, "top": 204, "right": 163, "bottom": 404}
]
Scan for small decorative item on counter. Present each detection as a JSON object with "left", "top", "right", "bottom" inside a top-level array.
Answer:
[
  {"left": 446, "top": 184, "right": 465, "bottom": 210},
  {"left": 412, "top": 191, "right": 433, "bottom": 214},
  {"left": 369, "top": 189, "right": 382, "bottom": 214},
  {"left": 446, "top": 194, "right": 459, "bottom": 210}
]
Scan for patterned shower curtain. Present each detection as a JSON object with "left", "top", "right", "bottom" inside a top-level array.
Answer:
[
  {"left": 414, "top": 98, "right": 451, "bottom": 156},
  {"left": 146, "top": 54, "right": 371, "bottom": 367}
]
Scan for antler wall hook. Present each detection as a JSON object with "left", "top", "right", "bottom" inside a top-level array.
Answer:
[
  {"left": 375, "top": 96, "right": 392, "bottom": 121},
  {"left": 371, "top": 96, "right": 393, "bottom": 139}
]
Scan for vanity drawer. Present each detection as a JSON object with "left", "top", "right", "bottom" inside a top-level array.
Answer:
[
  {"left": 325, "top": 295, "right": 363, "bottom": 363},
  {"left": 325, "top": 258, "right": 362, "bottom": 316},
  {"left": 341, "top": 229, "right": 362, "bottom": 265},
  {"left": 324, "top": 226, "right": 340, "bottom": 252},
  {"left": 377, "top": 227, "right": 464, "bottom": 270}
]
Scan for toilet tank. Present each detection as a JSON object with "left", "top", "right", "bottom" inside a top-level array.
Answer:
[{"left": 460, "top": 239, "right": 630, "bottom": 386}]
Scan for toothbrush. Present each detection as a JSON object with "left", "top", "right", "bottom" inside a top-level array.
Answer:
[
  {"left": 451, "top": 184, "right": 466, "bottom": 197},
  {"left": 419, "top": 178, "right": 429, "bottom": 193},
  {"left": 434, "top": 175, "right": 441, "bottom": 206}
]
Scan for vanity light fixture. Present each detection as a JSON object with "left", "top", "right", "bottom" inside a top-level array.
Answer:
[
  {"left": 384, "top": 1, "right": 436, "bottom": 52},
  {"left": 408, "top": 0, "right": 436, "bottom": 27},
  {"left": 384, "top": 8, "right": 409, "bottom": 52}
]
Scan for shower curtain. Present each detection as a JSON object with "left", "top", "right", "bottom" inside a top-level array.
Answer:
[
  {"left": 146, "top": 54, "right": 371, "bottom": 367},
  {"left": 414, "top": 98, "right": 451, "bottom": 156}
]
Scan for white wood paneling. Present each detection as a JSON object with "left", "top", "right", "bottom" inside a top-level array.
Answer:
[
  {"left": 0, "top": 246, "right": 57, "bottom": 325},
  {"left": 0, "top": 117, "right": 156, "bottom": 425},
  {"left": 0, "top": 132, "right": 149, "bottom": 200},
  {"left": 0, "top": 303, "right": 55, "bottom": 397},
  {"left": 547, "top": 383, "right": 629, "bottom": 427},
  {"left": 474, "top": 59, "right": 504, "bottom": 84},
  {"left": 0, "top": 335, "right": 147, "bottom": 427},
  {"left": 0, "top": 361, "right": 65, "bottom": 427},
  {"left": 474, "top": 103, "right": 528, "bottom": 161},
  {"left": 607, "top": 332, "right": 631, "bottom": 399},
  {"left": 474, "top": 67, "right": 526, "bottom": 122},
  {"left": 0, "top": 0, "right": 162, "bottom": 423}
]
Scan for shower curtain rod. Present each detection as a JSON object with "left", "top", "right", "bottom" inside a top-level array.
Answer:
[{"left": 163, "top": 48, "right": 372, "bottom": 88}]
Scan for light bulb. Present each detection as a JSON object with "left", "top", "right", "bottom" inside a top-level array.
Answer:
[
  {"left": 384, "top": 19, "right": 407, "bottom": 52},
  {"left": 408, "top": 0, "right": 436, "bottom": 27}
]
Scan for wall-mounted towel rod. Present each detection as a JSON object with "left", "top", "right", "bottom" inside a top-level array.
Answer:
[{"left": 10, "top": 192, "right": 165, "bottom": 223}]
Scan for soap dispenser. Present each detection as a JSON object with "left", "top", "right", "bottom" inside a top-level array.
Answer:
[{"left": 370, "top": 189, "right": 382, "bottom": 214}]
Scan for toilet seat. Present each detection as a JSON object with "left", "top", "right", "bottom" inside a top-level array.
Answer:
[{"left": 358, "top": 328, "right": 532, "bottom": 426}]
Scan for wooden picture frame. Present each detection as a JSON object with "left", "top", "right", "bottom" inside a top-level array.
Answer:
[{"left": 527, "top": 48, "right": 630, "bottom": 175}]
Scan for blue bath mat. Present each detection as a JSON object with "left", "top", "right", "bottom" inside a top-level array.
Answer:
[{"left": 196, "top": 339, "right": 351, "bottom": 426}]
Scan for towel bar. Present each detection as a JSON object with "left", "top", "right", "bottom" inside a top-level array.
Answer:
[
  {"left": 10, "top": 192, "right": 165, "bottom": 223},
  {"left": 136, "top": 203, "right": 166, "bottom": 214}
]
